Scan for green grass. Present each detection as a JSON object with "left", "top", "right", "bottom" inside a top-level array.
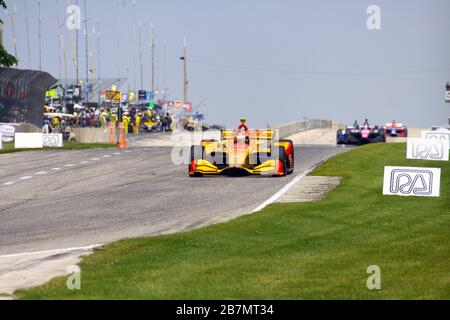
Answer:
[
  {"left": 17, "top": 143, "right": 449, "bottom": 300},
  {"left": 0, "top": 141, "right": 117, "bottom": 154}
]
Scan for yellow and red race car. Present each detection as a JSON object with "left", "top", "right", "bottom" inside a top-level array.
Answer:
[{"left": 189, "top": 127, "right": 294, "bottom": 177}]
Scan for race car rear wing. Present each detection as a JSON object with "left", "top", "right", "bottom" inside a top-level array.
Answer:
[{"left": 221, "top": 130, "right": 275, "bottom": 141}]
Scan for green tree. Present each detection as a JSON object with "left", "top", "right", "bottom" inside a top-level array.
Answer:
[{"left": 0, "top": 0, "right": 18, "bottom": 67}]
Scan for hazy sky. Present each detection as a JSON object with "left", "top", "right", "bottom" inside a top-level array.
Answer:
[{"left": 1, "top": 0, "right": 450, "bottom": 128}]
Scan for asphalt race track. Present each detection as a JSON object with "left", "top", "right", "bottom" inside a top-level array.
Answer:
[{"left": 0, "top": 140, "right": 349, "bottom": 256}]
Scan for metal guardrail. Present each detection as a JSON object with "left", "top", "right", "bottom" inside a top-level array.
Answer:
[{"left": 272, "top": 119, "right": 333, "bottom": 139}]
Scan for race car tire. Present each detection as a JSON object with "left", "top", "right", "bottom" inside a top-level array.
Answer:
[
  {"left": 209, "top": 152, "right": 227, "bottom": 166},
  {"left": 279, "top": 140, "right": 295, "bottom": 175},
  {"left": 189, "top": 145, "right": 204, "bottom": 177},
  {"left": 272, "top": 146, "right": 287, "bottom": 177}
]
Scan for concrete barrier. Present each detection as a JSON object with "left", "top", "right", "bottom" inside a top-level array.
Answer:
[
  {"left": 15, "top": 133, "right": 44, "bottom": 149},
  {"left": 271, "top": 119, "right": 333, "bottom": 139},
  {"left": 72, "top": 127, "right": 119, "bottom": 144}
]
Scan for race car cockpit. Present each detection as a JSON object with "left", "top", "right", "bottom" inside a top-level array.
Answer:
[{"left": 234, "top": 118, "right": 251, "bottom": 144}]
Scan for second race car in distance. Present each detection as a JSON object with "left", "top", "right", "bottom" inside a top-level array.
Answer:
[
  {"left": 189, "top": 119, "right": 294, "bottom": 177},
  {"left": 337, "top": 119, "right": 386, "bottom": 145},
  {"left": 383, "top": 120, "right": 408, "bottom": 137}
]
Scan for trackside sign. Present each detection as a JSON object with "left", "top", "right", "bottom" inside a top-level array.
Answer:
[
  {"left": 383, "top": 166, "right": 441, "bottom": 198},
  {"left": 407, "top": 138, "right": 449, "bottom": 161},
  {"left": 0, "top": 125, "right": 15, "bottom": 142},
  {"left": 422, "top": 131, "right": 450, "bottom": 149},
  {"left": 43, "top": 134, "right": 64, "bottom": 148}
]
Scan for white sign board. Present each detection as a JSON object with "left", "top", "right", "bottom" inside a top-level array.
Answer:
[
  {"left": 422, "top": 130, "right": 450, "bottom": 149},
  {"left": 407, "top": 138, "right": 449, "bottom": 161},
  {"left": 43, "top": 134, "right": 64, "bottom": 148},
  {"left": 14, "top": 133, "right": 44, "bottom": 149},
  {"left": 0, "top": 134, "right": 3, "bottom": 150},
  {"left": 383, "top": 166, "right": 441, "bottom": 198},
  {"left": 0, "top": 125, "right": 16, "bottom": 142}
]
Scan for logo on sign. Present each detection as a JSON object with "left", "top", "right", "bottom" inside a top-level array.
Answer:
[
  {"left": 43, "top": 134, "right": 63, "bottom": 148},
  {"left": 383, "top": 167, "right": 441, "bottom": 197},
  {"left": 407, "top": 138, "right": 449, "bottom": 161},
  {"left": 446, "top": 91, "right": 450, "bottom": 102},
  {"left": 423, "top": 131, "right": 450, "bottom": 141}
]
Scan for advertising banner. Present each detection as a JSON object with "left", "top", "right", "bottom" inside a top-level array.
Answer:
[
  {"left": 407, "top": 138, "right": 449, "bottom": 161},
  {"left": 138, "top": 90, "right": 147, "bottom": 101},
  {"left": 383, "top": 166, "right": 441, "bottom": 198},
  {"left": 422, "top": 130, "right": 450, "bottom": 149},
  {"left": 0, "top": 125, "right": 15, "bottom": 142},
  {"left": 106, "top": 90, "right": 121, "bottom": 103},
  {"left": 15, "top": 133, "right": 44, "bottom": 149}
]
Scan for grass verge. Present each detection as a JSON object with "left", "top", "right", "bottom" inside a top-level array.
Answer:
[
  {"left": 0, "top": 141, "right": 117, "bottom": 155},
  {"left": 17, "top": 143, "right": 449, "bottom": 299}
]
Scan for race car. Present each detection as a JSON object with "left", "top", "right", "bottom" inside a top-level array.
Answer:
[
  {"left": 383, "top": 121, "right": 408, "bottom": 137},
  {"left": 189, "top": 119, "right": 294, "bottom": 177},
  {"left": 337, "top": 124, "right": 385, "bottom": 145}
]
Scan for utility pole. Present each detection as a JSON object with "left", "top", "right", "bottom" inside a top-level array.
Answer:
[
  {"left": 0, "top": 21, "right": 3, "bottom": 46},
  {"left": 150, "top": 23, "right": 155, "bottom": 95},
  {"left": 7, "top": 5, "right": 18, "bottom": 65},
  {"left": 181, "top": 38, "right": 189, "bottom": 104},
  {"left": 163, "top": 40, "right": 167, "bottom": 100},
  {"left": 38, "top": 0, "right": 42, "bottom": 70},
  {"left": 75, "top": 0, "right": 79, "bottom": 84},
  {"left": 56, "top": 0, "right": 62, "bottom": 80},
  {"left": 97, "top": 19, "right": 101, "bottom": 84},
  {"left": 138, "top": 22, "right": 144, "bottom": 90},
  {"left": 23, "top": 0, "right": 31, "bottom": 69},
  {"left": 57, "top": 0, "right": 69, "bottom": 84},
  {"left": 83, "top": 0, "right": 89, "bottom": 100},
  {"left": 132, "top": 0, "right": 137, "bottom": 91}
]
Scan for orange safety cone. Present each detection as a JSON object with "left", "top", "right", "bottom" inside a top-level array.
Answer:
[
  {"left": 109, "top": 122, "right": 115, "bottom": 145},
  {"left": 118, "top": 122, "right": 127, "bottom": 149}
]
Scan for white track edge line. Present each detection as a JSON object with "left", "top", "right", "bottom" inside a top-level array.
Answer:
[
  {"left": 251, "top": 156, "right": 332, "bottom": 213},
  {"left": 0, "top": 244, "right": 104, "bottom": 259}
]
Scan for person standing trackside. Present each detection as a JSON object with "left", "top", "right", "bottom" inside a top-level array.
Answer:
[
  {"left": 43, "top": 117, "right": 51, "bottom": 134},
  {"left": 123, "top": 113, "right": 130, "bottom": 134},
  {"left": 134, "top": 113, "right": 141, "bottom": 135}
]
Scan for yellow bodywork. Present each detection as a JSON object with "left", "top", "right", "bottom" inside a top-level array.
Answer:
[{"left": 191, "top": 130, "right": 291, "bottom": 176}]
